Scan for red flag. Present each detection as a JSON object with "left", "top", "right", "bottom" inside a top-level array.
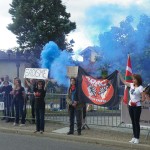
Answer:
[{"left": 123, "top": 54, "right": 132, "bottom": 104}]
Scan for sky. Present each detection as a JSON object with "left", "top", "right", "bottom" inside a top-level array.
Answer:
[{"left": 0, "top": 0, "right": 150, "bottom": 51}]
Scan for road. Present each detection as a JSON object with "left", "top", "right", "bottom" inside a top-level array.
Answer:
[{"left": 0, "top": 132, "right": 128, "bottom": 150}]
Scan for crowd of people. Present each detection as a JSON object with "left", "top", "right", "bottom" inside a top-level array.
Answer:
[
  {"left": 0, "top": 75, "right": 49, "bottom": 133},
  {"left": 0, "top": 73, "right": 150, "bottom": 141}
]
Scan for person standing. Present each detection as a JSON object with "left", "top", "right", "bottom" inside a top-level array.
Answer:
[
  {"left": 11, "top": 79, "right": 26, "bottom": 126},
  {"left": 25, "top": 79, "right": 36, "bottom": 124},
  {"left": 67, "top": 77, "right": 82, "bottom": 136},
  {"left": 1, "top": 81, "right": 12, "bottom": 122},
  {"left": 33, "top": 80, "right": 48, "bottom": 134},
  {"left": 118, "top": 72, "right": 145, "bottom": 144}
]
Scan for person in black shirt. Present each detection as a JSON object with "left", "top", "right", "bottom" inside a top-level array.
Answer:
[
  {"left": 12, "top": 79, "right": 26, "bottom": 126},
  {"left": 1, "top": 81, "right": 12, "bottom": 122},
  {"left": 25, "top": 79, "right": 36, "bottom": 124},
  {"left": 67, "top": 77, "right": 82, "bottom": 135},
  {"left": 33, "top": 79, "right": 49, "bottom": 134}
]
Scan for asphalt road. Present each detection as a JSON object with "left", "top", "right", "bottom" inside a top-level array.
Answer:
[{"left": 0, "top": 132, "right": 130, "bottom": 150}]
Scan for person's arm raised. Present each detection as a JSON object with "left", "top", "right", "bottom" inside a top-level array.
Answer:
[{"left": 118, "top": 72, "right": 131, "bottom": 87}]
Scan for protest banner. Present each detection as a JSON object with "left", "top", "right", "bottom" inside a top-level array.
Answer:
[{"left": 24, "top": 68, "right": 49, "bottom": 79}]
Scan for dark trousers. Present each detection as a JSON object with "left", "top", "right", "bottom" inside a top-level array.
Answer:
[
  {"left": 69, "top": 105, "right": 82, "bottom": 133},
  {"left": 30, "top": 97, "right": 35, "bottom": 121},
  {"left": 14, "top": 99, "right": 25, "bottom": 124},
  {"left": 128, "top": 105, "right": 141, "bottom": 139},
  {"left": 11, "top": 98, "right": 15, "bottom": 119},
  {"left": 35, "top": 107, "right": 45, "bottom": 131},
  {"left": 4, "top": 95, "right": 11, "bottom": 120}
]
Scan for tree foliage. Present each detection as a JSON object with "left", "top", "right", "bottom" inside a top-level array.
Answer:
[{"left": 8, "top": 0, "right": 76, "bottom": 57}]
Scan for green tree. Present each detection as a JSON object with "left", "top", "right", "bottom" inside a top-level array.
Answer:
[{"left": 8, "top": 0, "right": 76, "bottom": 57}]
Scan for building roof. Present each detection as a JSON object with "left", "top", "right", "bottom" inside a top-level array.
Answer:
[{"left": 0, "top": 50, "right": 27, "bottom": 62}]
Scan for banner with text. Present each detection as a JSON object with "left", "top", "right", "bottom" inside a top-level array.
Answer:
[
  {"left": 24, "top": 68, "right": 49, "bottom": 79},
  {"left": 77, "top": 67, "right": 119, "bottom": 106}
]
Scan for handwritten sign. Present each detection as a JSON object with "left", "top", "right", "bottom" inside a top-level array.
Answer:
[
  {"left": 0, "top": 102, "right": 4, "bottom": 110},
  {"left": 24, "top": 68, "right": 49, "bottom": 79},
  {"left": 67, "top": 66, "right": 78, "bottom": 78}
]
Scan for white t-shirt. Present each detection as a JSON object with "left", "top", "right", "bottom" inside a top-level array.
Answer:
[{"left": 129, "top": 83, "right": 144, "bottom": 106}]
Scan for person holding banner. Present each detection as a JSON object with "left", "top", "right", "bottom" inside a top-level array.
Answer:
[
  {"left": 33, "top": 79, "right": 49, "bottom": 134},
  {"left": 67, "top": 77, "right": 82, "bottom": 136},
  {"left": 25, "top": 79, "right": 36, "bottom": 124},
  {"left": 118, "top": 72, "right": 145, "bottom": 144}
]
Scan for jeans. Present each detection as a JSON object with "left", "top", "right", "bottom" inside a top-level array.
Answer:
[
  {"left": 128, "top": 105, "right": 141, "bottom": 139},
  {"left": 3, "top": 95, "right": 11, "bottom": 120},
  {"left": 14, "top": 99, "right": 25, "bottom": 124},
  {"left": 30, "top": 95, "right": 35, "bottom": 122},
  {"left": 69, "top": 105, "right": 82, "bottom": 133},
  {"left": 35, "top": 107, "right": 45, "bottom": 131}
]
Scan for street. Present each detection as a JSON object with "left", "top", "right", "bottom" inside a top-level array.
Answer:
[{"left": 0, "top": 132, "right": 127, "bottom": 150}]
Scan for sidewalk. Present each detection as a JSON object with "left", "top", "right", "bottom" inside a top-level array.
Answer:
[{"left": 0, "top": 120, "right": 150, "bottom": 150}]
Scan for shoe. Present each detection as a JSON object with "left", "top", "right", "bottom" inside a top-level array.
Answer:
[
  {"left": 33, "top": 130, "right": 39, "bottom": 133},
  {"left": 5, "top": 119, "right": 10, "bottom": 123},
  {"left": 32, "top": 120, "right": 35, "bottom": 124},
  {"left": 129, "top": 138, "right": 135, "bottom": 143},
  {"left": 1, "top": 117, "right": 5, "bottom": 120},
  {"left": 40, "top": 131, "right": 44, "bottom": 134},
  {"left": 19, "top": 124, "right": 25, "bottom": 127},
  {"left": 67, "top": 131, "right": 74, "bottom": 135},
  {"left": 82, "top": 126, "right": 85, "bottom": 130},
  {"left": 133, "top": 139, "right": 139, "bottom": 144},
  {"left": 13, "top": 123, "right": 19, "bottom": 126},
  {"left": 78, "top": 132, "right": 81, "bottom": 136},
  {"left": 10, "top": 118, "right": 15, "bottom": 122}
]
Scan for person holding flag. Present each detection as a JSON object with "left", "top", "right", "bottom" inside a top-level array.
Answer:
[
  {"left": 123, "top": 55, "right": 133, "bottom": 104},
  {"left": 118, "top": 56, "right": 145, "bottom": 144}
]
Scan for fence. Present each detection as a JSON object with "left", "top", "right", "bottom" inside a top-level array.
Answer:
[{"left": 0, "top": 93, "right": 122, "bottom": 127}]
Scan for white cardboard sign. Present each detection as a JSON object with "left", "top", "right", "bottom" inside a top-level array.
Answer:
[
  {"left": 24, "top": 68, "right": 49, "bottom": 79},
  {"left": 67, "top": 66, "right": 78, "bottom": 78}
]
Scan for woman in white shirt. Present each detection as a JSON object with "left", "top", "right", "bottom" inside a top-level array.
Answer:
[{"left": 119, "top": 73, "right": 145, "bottom": 144}]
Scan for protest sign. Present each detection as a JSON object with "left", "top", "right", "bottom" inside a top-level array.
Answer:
[
  {"left": 24, "top": 68, "right": 49, "bottom": 79},
  {"left": 67, "top": 66, "right": 78, "bottom": 78}
]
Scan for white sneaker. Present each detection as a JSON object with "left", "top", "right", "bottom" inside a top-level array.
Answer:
[
  {"left": 129, "top": 138, "right": 135, "bottom": 143},
  {"left": 133, "top": 138, "right": 139, "bottom": 144},
  {"left": 13, "top": 122, "right": 19, "bottom": 126}
]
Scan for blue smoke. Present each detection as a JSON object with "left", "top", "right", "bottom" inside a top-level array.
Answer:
[
  {"left": 50, "top": 50, "right": 75, "bottom": 87},
  {"left": 40, "top": 1, "right": 150, "bottom": 85},
  {"left": 83, "top": 2, "right": 150, "bottom": 48},
  {"left": 40, "top": 41, "right": 60, "bottom": 68},
  {"left": 40, "top": 41, "right": 75, "bottom": 87}
]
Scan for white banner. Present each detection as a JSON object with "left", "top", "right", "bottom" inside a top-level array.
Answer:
[
  {"left": 24, "top": 68, "right": 49, "bottom": 79},
  {"left": 0, "top": 102, "right": 4, "bottom": 110},
  {"left": 121, "top": 100, "right": 150, "bottom": 127}
]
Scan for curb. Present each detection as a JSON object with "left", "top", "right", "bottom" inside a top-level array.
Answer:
[{"left": 0, "top": 127, "right": 150, "bottom": 150}]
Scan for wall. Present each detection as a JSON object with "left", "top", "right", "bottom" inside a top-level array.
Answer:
[{"left": 0, "top": 61, "right": 30, "bottom": 83}]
